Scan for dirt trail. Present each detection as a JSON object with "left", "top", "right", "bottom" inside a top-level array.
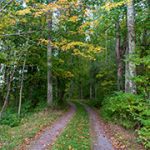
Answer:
[
  {"left": 25, "top": 103, "right": 76, "bottom": 150},
  {"left": 85, "top": 105, "right": 115, "bottom": 150}
]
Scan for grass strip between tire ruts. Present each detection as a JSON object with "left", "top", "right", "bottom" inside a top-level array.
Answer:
[{"left": 52, "top": 102, "right": 91, "bottom": 150}]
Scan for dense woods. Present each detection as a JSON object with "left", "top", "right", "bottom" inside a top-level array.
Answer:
[{"left": 0, "top": 0, "right": 149, "bottom": 149}]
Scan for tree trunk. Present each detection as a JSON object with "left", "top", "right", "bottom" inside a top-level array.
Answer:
[
  {"left": 69, "top": 80, "right": 73, "bottom": 99},
  {"left": 125, "top": 0, "right": 136, "bottom": 94},
  {"left": 79, "top": 81, "right": 83, "bottom": 99},
  {"left": 94, "top": 85, "right": 97, "bottom": 99},
  {"left": 47, "top": 12, "right": 53, "bottom": 106},
  {"left": 115, "top": 19, "right": 123, "bottom": 91},
  {"left": 105, "top": 29, "right": 108, "bottom": 62},
  {"left": 90, "top": 84, "right": 93, "bottom": 99},
  {"left": 0, "top": 66, "right": 16, "bottom": 119},
  {"left": 22, "top": 0, "right": 27, "bottom": 7},
  {"left": 18, "top": 59, "right": 26, "bottom": 116},
  {"left": 55, "top": 78, "right": 58, "bottom": 100}
]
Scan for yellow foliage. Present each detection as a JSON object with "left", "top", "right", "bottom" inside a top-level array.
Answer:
[
  {"left": 0, "top": 16, "right": 16, "bottom": 31},
  {"left": 52, "top": 40, "right": 102, "bottom": 60},
  {"left": 9, "top": 19, "right": 16, "bottom": 25},
  {"left": 17, "top": 8, "right": 31, "bottom": 15},
  {"left": 57, "top": 0, "right": 68, "bottom": 3},
  {"left": 69, "top": 16, "right": 78, "bottom": 22},
  {"left": 34, "top": 11, "right": 43, "bottom": 17},
  {"left": 54, "top": 69, "right": 74, "bottom": 78},
  {"left": 19, "top": 18, "right": 27, "bottom": 23},
  {"left": 48, "top": 3, "right": 61, "bottom": 10},
  {"left": 39, "top": 39, "right": 48, "bottom": 45},
  {"left": 58, "top": 59, "right": 64, "bottom": 64},
  {"left": 92, "top": 20, "right": 99, "bottom": 28},
  {"left": 64, "top": 71, "right": 74, "bottom": 78},
  {"left": 103, "top": 1, "right": 126, "bottom": 11},
  {"left": 79, "top": 22, "right": 91, "bottom": 33},
  {"left": 33, "top": 3, "right": 61, "bottom": 17}
]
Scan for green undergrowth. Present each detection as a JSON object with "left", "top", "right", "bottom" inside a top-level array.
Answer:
[
  {"left": 0, "top": 106, "right": 66, "bottom": 150},
  {"left": 100, "top": 92, "right": 150, "bottom": 149},
  {"left": 0, "top": 100, "right": 48, "bottom": 127},
  {"left": 52, "top": 102, "right": 91, "bottom": 150},
  {"left": 83, "top": 99, "right": 102, "bottom": 108}
]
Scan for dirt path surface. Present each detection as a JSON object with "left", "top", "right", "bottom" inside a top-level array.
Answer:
[
  {"left": 85, "top": 105, "right": 115, "bottom": 150},
  {"left": 25, "top": 103, "right": 76, "bottom": 150}
]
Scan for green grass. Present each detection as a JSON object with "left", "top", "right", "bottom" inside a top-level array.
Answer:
[
  {"left": 0, "top": 108, "right": 65, "bottom": 150},
  {"left": 52, "top": 103, "right": 91, "bottom": 150}
]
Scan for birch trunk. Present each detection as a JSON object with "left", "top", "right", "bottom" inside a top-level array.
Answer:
[{"left": 125, "top": 0, "right": 136, "bottom": 93}]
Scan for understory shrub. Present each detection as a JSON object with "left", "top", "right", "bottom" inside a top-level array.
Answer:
[
  {"left": 0, "top": 113, "right": 20, "bottom": 127},
  {"left": 100, "top": 92, "right": 150, "bottom": 149},
  {"left": 0, "top": 100, "right": 47, "bottom": 127},
  {"left": 85, "top": 99, "right": 102, "bottom": 108}
]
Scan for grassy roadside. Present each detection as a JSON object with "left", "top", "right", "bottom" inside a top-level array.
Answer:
[
  {"left": 52, "top": 103, "right": 91, "bottom": 150},
  {"left": 0, "top": 108, "right": 65, "bottom": 150}
]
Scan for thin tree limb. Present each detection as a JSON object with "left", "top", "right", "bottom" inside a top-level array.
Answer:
[
  {"left": 0, "top": 31, "right": 36, "bottom": 37},
  {"left": 0, "top": 0, "right": 14, "bottom": 13}
]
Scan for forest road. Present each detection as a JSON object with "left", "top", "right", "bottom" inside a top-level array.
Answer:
[
  {"left": 25, "top": 103, "right": 76, "bottom": 150},
  {"left": 84, "top": 105, "right": 115, "bottom": 150}
]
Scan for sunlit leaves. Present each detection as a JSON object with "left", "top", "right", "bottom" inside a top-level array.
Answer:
[
  {"left": 69, "top": 16, "right": 78, "bottom": 22},
  {"left": 17, "top": 8, "right": 31, "bottom": 15},
  {"left": 0, "top": 15, "right": 16, "bottom": 33},
  {"left": 103, "top": 0, "right": 126, "bottom": 11}
]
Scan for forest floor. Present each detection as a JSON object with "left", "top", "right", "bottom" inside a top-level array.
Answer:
[
  {"left": 22, "top": 103, "right": 76, "bottom": 150},
  {"left": 0, "top": 102, "right": 145, "bottom": 150},
  {"left": 85, "top": 105, "right": 145, "bottom": 150},
  {"left": 0, "top": 108, "right": 66, "bottom": 150}
]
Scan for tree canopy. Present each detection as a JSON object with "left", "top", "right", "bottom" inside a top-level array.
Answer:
[{"left": 0, "top": 0, "right": 149, "bottom": 149}]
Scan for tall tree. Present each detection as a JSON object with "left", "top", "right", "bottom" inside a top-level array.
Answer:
[
  {"left": 125, "top": 0, "right": 136, "bottom": 94},
  {"left": 47, "top": 11, "right": 53, "bottom": 106},
  {"left": 115, "top": 18, "right": 123, "bottom": 91},
  {"left": 18, "top": 58, "right": 26, "bottom": 116}
]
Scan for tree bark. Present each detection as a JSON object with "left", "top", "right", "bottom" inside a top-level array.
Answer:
[
  {"left": 94, "top": 85, "right": 97, "bottom": 99},
  {"left": 0, "top": 0, "right": 14, "bottom": 13},
  {"left": 0, "top": 66, "right": 16, "bottom": 119},
  {"left": 115, "top": 19, "right": 123, "bottom": 91},
  {"left": 69, "top": 80, "right": 73, "bottom": 99},
  {"left": 79, "top": 81, "right": 83, "bottom": 99},
  {"left": 18, "top": 58, "right": 26, "bottom": 116},
  {"left": 125, "top": 0, "right": 136, "bottom": 94},
  {"left": 47, "top": 11, "right": 53, "bottom": 106},
  {"left": 90, "top": 84, "right": 92, "bottom": 99}
]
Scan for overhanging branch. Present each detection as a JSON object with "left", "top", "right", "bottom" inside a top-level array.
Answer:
[{"left": 0, "top": 0, "right": 14, "bottom": 13}]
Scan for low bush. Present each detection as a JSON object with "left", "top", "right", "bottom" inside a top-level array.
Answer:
[
  {"left": 0, "top": 113, "right": 20, "bottom": 127},
  {"left": 85, "top": 99, "right": 102, "bottom": 108},
  {"left": 100, "top": 92, "right": 150, "bottom": 149}
]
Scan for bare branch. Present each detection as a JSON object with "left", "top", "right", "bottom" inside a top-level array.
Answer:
[
  {"left": 0, "top": 0, "right": 5, "bottom": 6},
  {"left": 0, "top": 0, "right": 14, "bottom": 13},
  {"left": 0, "top": 31, "right": 36, "bottom": 37}
]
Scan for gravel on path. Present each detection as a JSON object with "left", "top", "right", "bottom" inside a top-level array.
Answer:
[
  {"left": 85, "top": 105, "right": 115, "bottom": 150},
  {"left": 26, "top": 103, "right": 76, "bottom": 150}
]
